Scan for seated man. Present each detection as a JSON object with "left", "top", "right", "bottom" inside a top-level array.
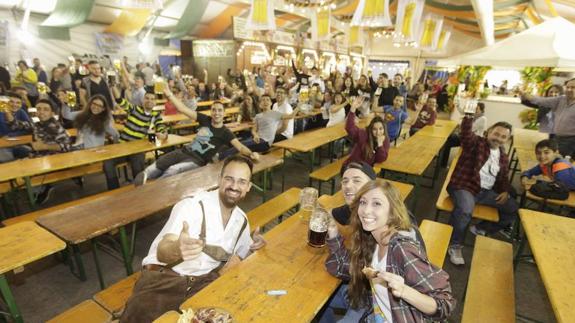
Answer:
[
  {"left": 409, "top": 96, "right": 437, "bottom": 136},
  {"left": 521, "top": 139, "right": 575, "bottom": 190},
  {"left": 134, "top": 87, "right": 259, "bottom": 185},
  {"left": 6, "top": 98, "right": 71, "bottom": 203},
  {"left": 0, "top": 91, "right": 33, "bottom": 162},
  {"left": 103, "top": 90, "right": 168, "bottom": 190},
  {"left": 121, "top": 156, "right": 266, "bottom": 323},
  {"left": 447, "top": 109, "right": 517, "bottom": 266},
  {"left": 219, "top": 94, "right": 299, "bottom": 159},
  {"left": 382, "top": 95, "right": 408, "bottom": 142}
]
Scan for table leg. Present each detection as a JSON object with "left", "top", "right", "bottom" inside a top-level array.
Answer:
[
  {"left": 262, "top": 170, "right": 268, "bottom": 202},
  {"left": 70, "top": 245, "right": 87, "bottom": 281},
  {"left": 410, "top": 176, "right": 420, "bottom": 212},
  {"left": 0, "top": 274, "right": 23, "bottom": 323},
  {"left": 281, "top": 149, "right": 286, "bottom": 192},
  {"left": 91, "top": 240, "right": 106, "bottom": 290},
  {"left": 119, "top": 227, "right": 134, "bottom": 276},
  {"left": 23, "top": 177, "right": 36, "bottom": 209}
]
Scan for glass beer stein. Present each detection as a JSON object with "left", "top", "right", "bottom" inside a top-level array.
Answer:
[
  {"left": 299, "top": 187, "right": 318, "bottom": 221},
  {"left": 0, "top": 96, "right": 10, "bottom": 113},
  {"left": 66, "top": 91, "right": 77, "bottom": 107},
  {"left": 37, "top": 82, "right": 48, "bottom": 95},
  {"left": 308, "top": 207, "right": 329, "bottom": 248}
]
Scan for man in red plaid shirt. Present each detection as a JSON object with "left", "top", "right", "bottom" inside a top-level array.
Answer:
[{"left": 447, "top": 110, "right": 518, "bottom": 266}]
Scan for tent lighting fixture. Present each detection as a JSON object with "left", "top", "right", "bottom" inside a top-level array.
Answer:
[
  {"left": 302, "top": 49, "right": 319, "bottom": 61},
  {"left": 237, "top": 41, "right": 271, "bottom": 60}
]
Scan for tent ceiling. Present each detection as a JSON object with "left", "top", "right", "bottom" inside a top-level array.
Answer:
[{"left": 2, "top": 0, "right": 575, "bottom": 39}]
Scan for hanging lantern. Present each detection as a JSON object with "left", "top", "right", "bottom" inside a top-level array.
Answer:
[
  {"left": 349, "top": 26, "right": 362, "bottom": 47},
  {"left": 436, "top": 27, "right": 452, "bottom": 51},
  {"left": 312, "top": 7, "right": 331, "bottom": 41},
  {"left": 394, "top": 0, "right": 424, "bottom": 42}
]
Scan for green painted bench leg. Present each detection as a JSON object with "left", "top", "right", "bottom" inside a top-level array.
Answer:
[
  {"left": 119, "top": 227, "right": 134, "bottom": 276},
  {"left": 130, "top": 223, "right": 138, "bottom": 258},
  {"left": 330, "top": 179, "right": 336, "bottom": 195},
  {"left": 91, "top": 240, "right": 106, "bottom": 290},
  {"left": 70, "top": 244, "right": 87, "bottom": 281},
  {"left": 262, "top": 170, "right": 268, "bottom": 202},
  {"left": 0, "top": 274, "right": 23, "bottom": 323},
  {"left": 24, "top": 177, "right": 36, "bottom": 210}
]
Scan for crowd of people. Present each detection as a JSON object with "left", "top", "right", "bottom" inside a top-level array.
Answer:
[{"left": 2, "top": 53, "right": 575, "bottom": 322}]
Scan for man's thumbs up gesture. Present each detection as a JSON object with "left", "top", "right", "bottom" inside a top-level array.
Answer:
[{"left": 179, "top": 221, "right": 205, "bottom": 261}]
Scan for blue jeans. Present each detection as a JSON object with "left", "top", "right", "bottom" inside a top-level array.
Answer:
[
  {"left": 447, "top": 187, "right": 518, "bottom": 246},
  {"left": 318, "top": 284, "right": 366, "bottom": 323},
  {"left": 218, "top": 138, "right": 270, "bottom": 160}
]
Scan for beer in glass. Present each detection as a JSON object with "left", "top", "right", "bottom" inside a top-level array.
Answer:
[
  {"left": 308, "top": 207, "right": 329, "bottom": 248},
  {"left": 299, "top": 187, "right": 318, "bottom": 221}
]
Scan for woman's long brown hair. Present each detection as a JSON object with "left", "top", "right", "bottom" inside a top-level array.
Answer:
[
  {"left": 347, "top": 179, "right": 412, "bottom": 308},
  {"left": 74, "top": 94, "right": 111, "bottom": 135},
  {"left": 363, "top": 116, "right": 387, "bottom": 161}
]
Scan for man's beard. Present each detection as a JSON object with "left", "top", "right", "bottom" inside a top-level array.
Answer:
[{"left": 219, "top": 188, "right": 241, "bottom": 209}]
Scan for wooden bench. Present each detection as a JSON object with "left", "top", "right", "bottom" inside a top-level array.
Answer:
[
  {"left": 435, "top": 152, "right": 499, "bottom": 223},
  {"left": 418, "top": 219, "right": 453, "bottom": 268},
  {"left": 247, "top": 187, "right": 301, "bottom": 232},
  {"left": 309, "top": 156, "right": 348, "bottom": 194},
  {"left": 47, "top": 300, "right": 111, "bottom": 323},
  {"left": 93, "top": 272, "right": 141, "bottom": 317},
  {"left": 2, "top": 185, "right": 135, "bottom": 227},
  {"left": 461, "top": 235, "right": 515, "bottom": 323},
  {"left": 15, "top": 163, "right": 103, "bottom": 188}
]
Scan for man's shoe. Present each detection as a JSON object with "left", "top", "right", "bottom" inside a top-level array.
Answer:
[
  {"left": 36, "top": 185, "right": 55, "bottom": 205},
  {"left": 448, "top": 245, "right": 465, "bottom": 266},
  {"left": 499, "top": 226, "right": 514, "bottom": 240},
  {"left": 470, "top": 225, "right": 487, "bottom": 236},
  {"left": 134, "top": 172, "right": 147, "bottom": 187},
  {"left": 72, "top": 177, "right": 84, "bottom": 187}
]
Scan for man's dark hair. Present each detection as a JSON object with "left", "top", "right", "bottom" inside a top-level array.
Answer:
[
  {"left": 88, "top": 60, "right": 99, "bottom": 65},
  {"left": 535, "top": 139, "right": 559, "bottom": 152},
  {"left": 260, "top": 94, "right": 271, "bottom": 100},
  {"left": 6, "top": 91, "right": 21, "bottom": 100},
  {"left": 477, "top": 102, "right": 486, "bottom": 113},
  {"left": 379, "top": 73, "right": 389, "bottom": 79},
  {"left": 394, "top": 73, "right": 403, "bottom": 78},
  {"left": 17, "top": 60, "right": 28, "bottom": 68},
  {"left": 36, "top": 99, "right": 56, "bottom": 112},
  {"left": 394, "top": 94, "right": 404, "bottom": 99},
  {"left": 489, "top": 121, "right": 512, "bottom": 134},
  {"left": 221, "top": 155, "right": 254, "bottom": 177}
]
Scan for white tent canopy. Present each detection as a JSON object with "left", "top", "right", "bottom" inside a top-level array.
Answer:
[{"left": 437, "top": 17, "right": 575, "bottom": 69}]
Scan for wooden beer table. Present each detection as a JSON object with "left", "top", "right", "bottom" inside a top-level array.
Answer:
[
  {"left": 180, "top": 181, "right": 413, "bottom": 322},
  {"left": 36, "top": 154, "right": 283, "bottom": 289},
  {"left": 515, "top": 209, "right": 575, "bottom": 323},
  {"left": 411, "top": 119, "right": 458, "bottom": 138},
  {"left": 0, "top": 134, "right": 192, "bottom": 207},
  {"left": 0, "top": 222, "right": 66, "bottom": 323}
]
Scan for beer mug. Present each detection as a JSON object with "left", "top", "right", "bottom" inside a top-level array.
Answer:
[
  {"left": 299, "top": 187, "right": 318, "bottom": 221},
  {"left": 113, "top": 59, "right": 122, "bottom": 71},
  {"left": 37, "top": 82, "right": 48, "bottom": 94},
  {"left": 147, "top": 129, "right": 156, "bottom": 144},
  {"left": 308, "top": 207, "right": 329, "bottom": 248},
  {"left": 154, "top": 78, "right": 165, "bottom": 94},
  {"left": 0, "top": 96, "right": 10, "bottom": 113},
  {"left": 66, "top": 91, "right": 77, "bottom": 107}
]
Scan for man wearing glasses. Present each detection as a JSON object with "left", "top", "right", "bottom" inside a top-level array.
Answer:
[{"left": 446, "top": 109, "right": 518, "bottom": 266}]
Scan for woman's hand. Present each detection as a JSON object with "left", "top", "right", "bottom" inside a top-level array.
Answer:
[
  {"left": 376, "top": 134, "right": 386, "bottom": 147},
  {"left": 378, "top": 272, "right": 406, "bottom": 298}
]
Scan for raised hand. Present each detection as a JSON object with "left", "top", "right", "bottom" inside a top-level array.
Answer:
[
  {"left": 250, "top": 227, "right": 266, "bottom": 250},
  {"left": 179, "top": 221, "right": 205, "bottom": 261}
]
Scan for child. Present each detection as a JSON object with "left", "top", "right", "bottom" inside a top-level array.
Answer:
[
  {"left": 383, "top": 95, "right": 408, "bottom": 142},
  {"left": 409, "top": 97, "right": 437, "bottom": 136},
  {"left": 521, "top": 139, "right": 575, "bottom": 190}
]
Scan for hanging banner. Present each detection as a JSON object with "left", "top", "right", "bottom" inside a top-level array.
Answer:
[
  {"left": 104, "top": 8, "right": 151, "bottom": 36},
  {"left": 95, "top": 32, "right": 125, "bottom": 55},
  {"left": 351, "top": 0, "right": 391, "bottom": 27},
  {"left": 349, "top": 26, "right": 362, "bottom": 47},
  {"left": 419, "top": 13, "right": 443, "bottom": 50},
  {"left": 394, "top": 0, "right": 424, "bottom": 42},
  {"left": 246, "top": 0, "right": 276, "bottom": 31},
  {"left": 436, "top": 27, "right": 452, "bottom": 52},
  {"left": 312, "top": 8, "right": 330, "bottom": 41},
  {"left": 0, "top": 20, "right": 8, "bottom": 47}
]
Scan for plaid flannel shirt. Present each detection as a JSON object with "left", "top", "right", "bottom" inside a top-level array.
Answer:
[
  {"left": 448, "top": 116, "right": 510, "bottom": 195},
  {"left": 325, "top": 232, "right": 455, "bottom": 322}
]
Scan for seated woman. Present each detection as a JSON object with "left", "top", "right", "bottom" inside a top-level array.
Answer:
[
  {"left": 344, "top": 97, "right": 390, "bottom": 169},
  {"left": 61, "top": 94, "right": 119, "bottom": 149},
  {"left": 325, "top": 179, "right": 456, "bottom": 322}
]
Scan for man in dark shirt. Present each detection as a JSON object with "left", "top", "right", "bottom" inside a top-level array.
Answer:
[
  {"left": 134, "top": 88, "right": 260, "bottom": 185},
  {"left": 80, "top": 60, "right": 114, "bottom": 108},
  {"left": 374, "top": 73, "right": 400, "bottom": 108}
]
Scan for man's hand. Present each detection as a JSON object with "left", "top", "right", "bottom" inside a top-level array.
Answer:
[
  {"left": 249, "top": 227, "right": 266, "bottom": 251},
  {"left": 163, "top": 85, "right": 173, "bottom": 99},
  {"left": 253, "top": 133, "right": 261, "bottom": 144},
  {"left": 350, "top": 96, "right": 365, "bottom": 112},
  {"left": 179, "top": 221, "right": 204, "bottom": 261},
  {"left": 156, "top": 132, "right": 168, "bottom": 141},
  {"left": 249, "top": 151, "right": 260, "bottom": 161},
  {"left": 31, "top": 141, "right": 47, "bottom": 151},
  {"left": 495, "top": 192, "right": 509, "bottom": 205}
]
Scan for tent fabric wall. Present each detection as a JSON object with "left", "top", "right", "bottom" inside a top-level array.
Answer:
[{"left": 0, "top": 11, "right": 165, "bottom": 70}]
